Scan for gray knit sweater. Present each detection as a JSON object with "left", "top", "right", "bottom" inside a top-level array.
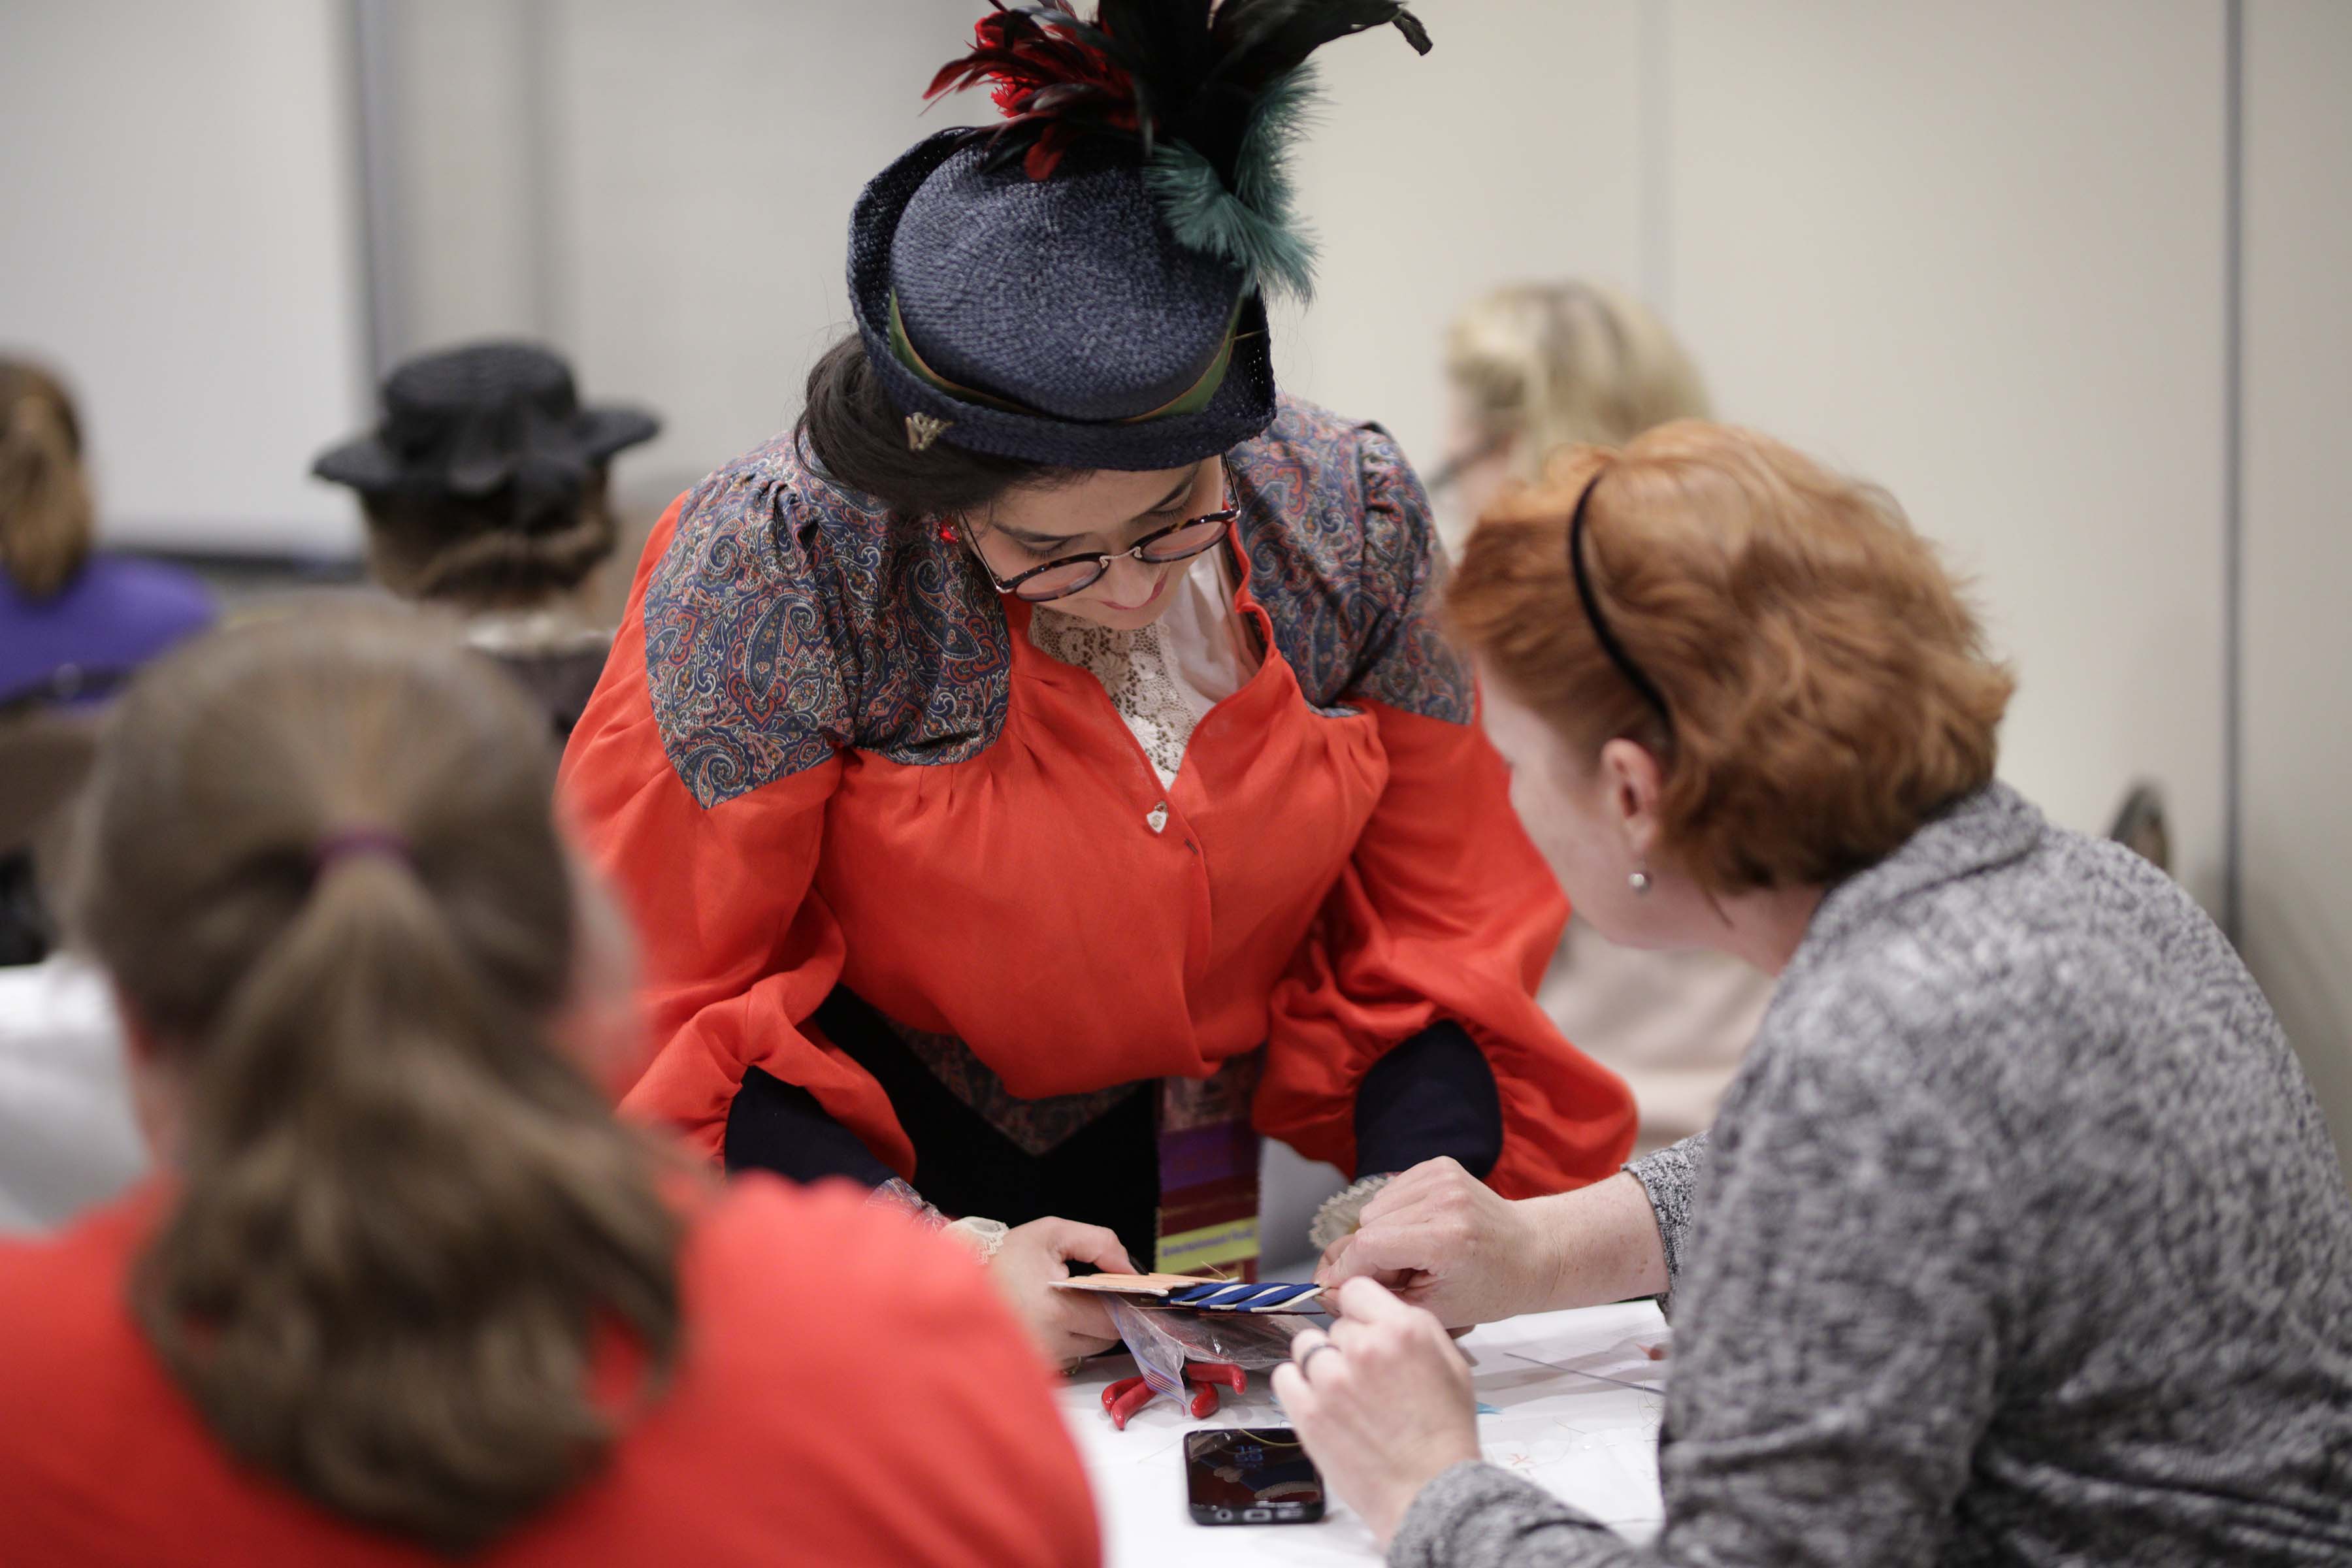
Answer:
[{"left": 1395, "top": 785, "right": 2352, "bottom": 1567}]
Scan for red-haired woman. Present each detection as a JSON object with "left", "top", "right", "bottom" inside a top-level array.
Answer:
[{"left": 1275, "top": 425, "right": 2352, "bottom": 1565}]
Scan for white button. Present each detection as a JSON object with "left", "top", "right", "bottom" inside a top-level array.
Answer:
[{"left": 1146, "top": 802, "right": 1169, "bottom": 834}]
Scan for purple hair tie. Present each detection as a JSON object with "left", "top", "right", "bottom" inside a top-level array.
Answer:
[{"left": 312, "top": 826, "right": 413, "bottom": 874}]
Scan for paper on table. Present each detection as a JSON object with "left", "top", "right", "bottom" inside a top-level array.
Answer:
[
  {"left": 1458, "top": 1303, "right": 1669, "bottom": 1529},
  {"left": 1061, "top": 1298, "right": 1671, "bottom": 1567},
  {"left": 1503, "top": 1331, "right": 1671, "bottom": 1394}
]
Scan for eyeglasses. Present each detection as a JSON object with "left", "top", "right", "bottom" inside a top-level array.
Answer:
[{"left": 958, "top": 502, "right": 1239, "bottom": 603}]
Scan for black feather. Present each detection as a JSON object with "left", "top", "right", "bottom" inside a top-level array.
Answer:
[
  {"left": 1208, "top": 0, "right": 1427, "bottom": 87},
  {"left": 1095, "top": 0, "right": 1213, "bottom": 155},
  {"left": 926, "top": 0, "right": 1432, "bottom": 295}
]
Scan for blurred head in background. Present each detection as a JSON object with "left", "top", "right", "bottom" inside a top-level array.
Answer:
[
  {"left": 1433, "top": 289, "right": 1755, "bottom": 1154},
  {"left": 0, "top": 358, "right": 95, "bottom": 602},
  {"left": 1434, "top": 281, "right": 1710, "bottom": 550},
  {"left": 0, "top": 356, "right": 94, "bottom": 941},
  {"left": 314, "top": 341, "right": 659, "bottom": 737},
  {"left": 1, "top": 357, "right": 214, "bottom": 968},
  {"left": 64, "top": 612, "right": 676, "bottom": 1553},
  {"left": 316, "top": 340, "right": 657, "bottom": 612}
]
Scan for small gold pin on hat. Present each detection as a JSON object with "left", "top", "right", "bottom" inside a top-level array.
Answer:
[{"left": 905, "top": 412, "right": 952, "bottom": 452}]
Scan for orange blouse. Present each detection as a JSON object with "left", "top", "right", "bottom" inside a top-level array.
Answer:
[
  {"left": 559, "top": 397, "right": 1633, "bottom": 1201},
  {"left": 0, "top": 1176, "right": 1098, "bottom": 1567}
]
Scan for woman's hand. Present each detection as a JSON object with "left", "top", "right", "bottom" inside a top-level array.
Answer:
[
  {"left": 1314, "top": 1156, "right": 1556, "bottom": 1328},
  {"left": 1273, "top": 1277, "right": 1482, "bottom": 1548},
  {"left": 985, "top": 1217, "right": 1134, "bottom": 1367},
  {"left": 1318, "top": 1162, "right": 1672, "bottom": 1326}
]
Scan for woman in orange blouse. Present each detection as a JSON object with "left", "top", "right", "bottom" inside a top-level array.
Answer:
[
  {"left": 559, "top": 3, "right": 1634, "bottom": 1365},
  {"left": 0, "top": 616, "right": 1096, "bottom": 1568}
]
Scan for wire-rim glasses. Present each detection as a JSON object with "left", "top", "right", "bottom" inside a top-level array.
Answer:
[{"left": 958, "top": 502, "right": 1239, "bottom": 603}]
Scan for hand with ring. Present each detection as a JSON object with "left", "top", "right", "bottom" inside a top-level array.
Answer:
[{"left": 1271, "top": 1276, "right": 1482, "bottom": 1548}]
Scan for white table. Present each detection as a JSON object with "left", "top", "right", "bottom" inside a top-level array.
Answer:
[{"left": 1061, "top": 1299, "right": 1670, "bottom": 1566}]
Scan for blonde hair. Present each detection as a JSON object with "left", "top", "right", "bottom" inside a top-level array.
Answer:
[
  {"left": 68, "top": 613, "right": 683, "bottom": 1554},
  {"left": 1447, "top": 423, "right": 2014, "bottom": 893},
  {"left": 1446, "top": 281, "right": 1711, "bottom": 482},
  {"left": 0, "top": 359, "right": 96, "bottom": 599}
]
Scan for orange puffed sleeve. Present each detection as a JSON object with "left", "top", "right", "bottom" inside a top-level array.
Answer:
[
  {"left": 558, "top": 497, "right": 911, "bottom": 1171},
  {"left": 1254, "top": 431, "right": 1635, "bottom": 1199}
]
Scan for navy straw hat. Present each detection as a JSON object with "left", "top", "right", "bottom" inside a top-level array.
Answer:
[
  {"left": 851, "top": 133, "right": 1273, "bottom": 471},
  {"left": 853, "top": 1, "right": 1431, "bottom": 472},
  {"left": 314, "top": 341, "right": 657, "bottom": 506}
]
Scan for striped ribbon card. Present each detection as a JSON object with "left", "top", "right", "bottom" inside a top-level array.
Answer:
[{"left": 1053, "top": 1272, "right": 1324, "bottom": 1313}]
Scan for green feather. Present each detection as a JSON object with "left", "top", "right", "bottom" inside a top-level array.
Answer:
[{"left": 1145, "top": 67, "right": 1322, "bottom": 301}]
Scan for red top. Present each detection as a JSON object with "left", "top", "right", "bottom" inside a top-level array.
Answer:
[
  {"left": 0, "top": 1177, "right": 1099, "bottom": 1568},
  {"left": 559, "top": 399, "right": 1633, "bottom": 1198}
]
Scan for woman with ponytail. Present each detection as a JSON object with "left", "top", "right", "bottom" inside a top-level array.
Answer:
[{"left": 0, "top": 613, "right": 1099, "bottom": 1567}]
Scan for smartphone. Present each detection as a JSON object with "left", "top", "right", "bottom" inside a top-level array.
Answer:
[{"left": 1184, "top": 1426, "right": 1326, "bottom": 1525}]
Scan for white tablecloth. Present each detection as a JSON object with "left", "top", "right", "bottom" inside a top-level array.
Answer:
[
  {"left": 0, "top": 956, "right": 144, "bottom": 1235},
  {"left": 1061, "top": 1299, "right": 1670, "bottom": 1566}
]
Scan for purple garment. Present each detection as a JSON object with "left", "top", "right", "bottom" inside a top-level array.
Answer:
[{"left": 0, "top": 555, "right": 216, "bottom": 708}]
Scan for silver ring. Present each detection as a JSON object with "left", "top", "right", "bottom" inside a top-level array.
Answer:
[{"left": 1297, "top": 1341, "right": 1343, "bottom": 1379}]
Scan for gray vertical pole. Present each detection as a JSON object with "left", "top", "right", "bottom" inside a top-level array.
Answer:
[
  {"left": 348, "top": 0, "right": 403, "bottom": 382},
  {"left": 2223, "top": 0, "right": 2246, "bottom": 944}
]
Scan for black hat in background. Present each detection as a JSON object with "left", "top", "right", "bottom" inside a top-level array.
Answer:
[
  {"left": 312, "top": 341, "right": 658, "bottom": 510},
  {"left": 857, "top": 1, "right": 1430, "bottom": 472}
]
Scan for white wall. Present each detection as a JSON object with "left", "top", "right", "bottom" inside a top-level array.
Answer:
[
  {"left": 1663, "top": 1, "right": 2231, "bottom": 909},
  {"left": 1290, "top": 1, "right": 2232, "bottom": 911},
  {"left": 2242, "top": 0, "right": 2352, "bottom": 1177},
  {"left": 1275, "top": 1, "right": 1649, "bottom": 479},
  {"left": 384, "top": 0, "right": 551, "bottom": 353},
  {"left": 0, "top": 0, "right": 367, "bottom": 555},
  {"left": 384, "top": 0, "right": 985, "bottom": 508}
]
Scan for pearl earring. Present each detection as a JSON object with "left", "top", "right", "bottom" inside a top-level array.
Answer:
[{"left": 1628, "top": 869, "right": 1652, "bottom": 896}]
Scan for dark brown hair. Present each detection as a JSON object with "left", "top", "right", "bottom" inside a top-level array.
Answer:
[
  {"left": 362, "top": 467, "right": 617, "bottom": 609},
  {"left": 67, "top": 613, "right": 683, "bottom": 1555},
  {"left": 0, "top": 358, "right": 96, "bottom": 599},
  {"left": 1447, "top": 422, "right": 2015, "bottom": 892},
  {"left": 798, "top": 335, "right": 1072, "bottom": 517}
]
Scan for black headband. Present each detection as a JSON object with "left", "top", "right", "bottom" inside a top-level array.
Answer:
[{"left": 1567, "top": 469, "right": 1674, "bottom": 739}]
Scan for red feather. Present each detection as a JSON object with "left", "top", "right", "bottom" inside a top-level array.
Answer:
[{"left": 924, "top": 5, "right": 1139, "bottom": 180}]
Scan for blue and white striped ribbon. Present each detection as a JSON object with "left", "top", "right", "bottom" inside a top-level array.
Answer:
[{"left": 1166, "top": 1281, "right": 1322, "bottom": 1312}]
